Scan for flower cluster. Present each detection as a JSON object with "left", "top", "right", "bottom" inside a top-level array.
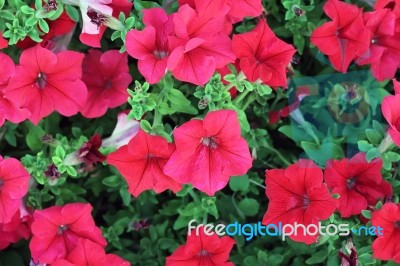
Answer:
[
  {"left": 0, "top": 44, "right": 131, "bottom": 125},
  {"left": 30, "top": 203, "right": 129, "bottom": 265},
  {"left": 263, "top": 153, "right": 395, "bottom": 261},
  {"left": 2, "top": 0, "right": 400, "bottom": 265},
  {"left": 108, "top": 110, "right": 253, "bottom": 196},
  {"left": 125, "top": 0, "right": 294, "bottom": 86},
  {"left": 311, "top": 0, "right": 400, "bottom": 80}
]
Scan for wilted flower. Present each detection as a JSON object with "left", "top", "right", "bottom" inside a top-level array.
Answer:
[
  {"left": 64, "top": 134, "right": 106, "bottom": 166},
  {"left": 102, "top": 112, "right": 140, "bottom": 149}
]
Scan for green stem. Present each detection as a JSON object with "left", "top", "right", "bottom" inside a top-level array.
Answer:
[
  {"left": 188, "top": 189, "right": 200, "bottom": 204},
  {"left": 378, "top": 133, "right": 394, "bottom": 154},
  {"left": 265, "top": 145, "right": 291, "bottom": 166},
  {"left": 250, "top": 179, "right": 266, "bottom": 189},
  {"left": 232, "top": 89, "right": 250, "bottom": 107},
  {"left": 231, "top": 192, "right": 245, "bottom": 220},
  {"left": 224, "top": 71, "right": 246, "bottom": 92},
  {"left": 242, "top": 94, "right": 257, "bottom": 110}
]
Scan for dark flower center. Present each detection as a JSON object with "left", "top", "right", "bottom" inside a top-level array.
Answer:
[
  {"left": 395, "top": 221, "right": 400, "bottom": 228},
  {"left": 347, "top": 177, "right": 357, "bottom": 189},
  {"left": 153, "top": 50, "right": 168, "bottom": 59},
  {"left": 201, "top": 137, "right": 218, "bottom": 149},
  {"left": 44, "top": 164, "right": 61, "bottom": 180},
  {"left": 57, "top": 224, "right": 68, "bottom": 235},
  {"left": 87, "top": 7, "right": 108, "bottom": 29},
  {"left": 198, "top": 250, "right": 208, "bottom": 257},
  {"left": 346, "top": 88, "right": 357, "bottom": 100},
  {"left": 303, "top": 196, "right": 310, "bottom": 206},
  {"left": 0, "top": 179, "right": 3, "bottom": 188},
  {"left": 44, "top": 0, "right": 58, "bottom": 12},
  {"left": 104, "top": 79, "right": 113, "bottom": 89},
  {"left": 371, "top": 38, "right": 378, "bottom": 44},
  {"left": 36, "top": 72, "right": 47, "bottom": 89}
]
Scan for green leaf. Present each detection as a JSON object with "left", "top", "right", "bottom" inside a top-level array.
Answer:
[
  {"left": 365, "top": 129, "right": 382, "bottom": 145},
  {"left": 235, "top": 108, "right": 250, "bottom": 132},
  {"left": 305, "top": 250, "right": 328, "bottom": 264},
  {"left": 52, "top": 156, "right": 63, "bottom": 164},
  {"left": 35, "top": 0, "right": 42, "bottom": 10},
  {"left": 301, "top": 141, "right": 344, "bottom": 166},
  {"left": 125, "top": 17, "right": 136, "bottom": 29},
  {"left": 158, "top": 238, "right": 177, "bottom": 250},
  {"left": 66, "top": 166, "right": 77, "bottom": 177},
  {"left": 361, "top": 210, "right": 372, "bottom": 219},
  {"left": 238, "top": 198, "right": 259, "bottom": 216},
  {"left": 102, "top": 175, "right": 121, "bottom": 187},
  {"left": 119, "top": 187, "right": 131, "bottom": 206},
  {"left": 140, "top": 120, "right": 152, "bottom": 132},
  {"left": 366, "top": 148, "right": 380, "bottom": 162},
  {"left": 65, "top": 5, "right": 80, "bottom": 22},
  {"left": 21, "top": 5, "right": 34, "bottom": 14},
  {"left": 358, "top": 140, "right": 373, "bottom": 152},
  {"left": 5, "top": 130, "right": 17, "bottom": 147},
  {"left": 255, "top": 84, "right": 272, "bottom": 96},
  {"left": 229, "top": 175, "right": 250, "bottom": 192},
  {"left": 26, "top": 124, "right": 45, "bottom": 151}
]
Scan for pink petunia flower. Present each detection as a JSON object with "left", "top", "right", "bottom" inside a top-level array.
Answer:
[
  {"left": 166, "top": 226, "right": 235, "bottom": 266},
  {"left": 325, "top": 153, "right": 392, "bottom": 218},
  {"left": 80, "top": 49, "right": 132, "bottom": 118},
  {"left": 163, "top": 110, "right": 253, "bottom": 196},
  {"left": 126, "top": 8, "right": 174, "bottom": 84},
  {"left": 311, "top": 0, "right": 371, "bottom": 72},
  {"left": 0, "top": 157, "right": 30, "bottom": 224},
  {"left": 107, "top": 129, "right": 182, "bottom": 197},
  {"left": 262, "top": 159, "right": 337, "bottom": 244},
  {"left": 4, "top": 45, "right": 88, "bottom": 125},
  {"left": 0, "top": 53, "right": 30, "bottom": 126},
  {"left": 232, "top": 19, "right": 296, "bottom": 87},
  {"left": 167, "top": 3, "right": 236, "bottom": 85},
  {"left": 29, "top": 203, "right": 107, "bottom": 264}
]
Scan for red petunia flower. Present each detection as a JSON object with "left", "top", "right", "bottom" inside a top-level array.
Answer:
[
  {"left": 167, "top": 3, "right": 236, "bottom": 85},
  {"left": 311, "top": 0, "right": 371, "bottom": 72},
  {"left": 375, "top": 0, "right": 400, "bottom": 32},
  {"left": 232, "top": 19, "right": 296, "bottom": 87},
  {"left": 372, "top": 202, "right": 400, "bottom": 263},
  {"left": 0, "top": 53, "right": 30, "bottom": 126},
  {"left": 30, "top": 203, "right": 107, "bottom": 264},
  {"left": 126, "top": 8, "right": 174, "bottom": 84},
  {"left": 324, "top": 153, "right": 392, "bottom": 218},
  {"left": 356, "top": 8, "right": 400, "bottom": 81},
  {"left": 107, "top": 129, "right": 181, "bottom": 197},
  {"left": 163, "top": 110, "right": 253, "bottom": 196},
  {"left": 0, "top": 209, "right": 31, "bottom": 250},
  {"left": 79, "top": 0, "right": 133, "bottom": 48},
  {"left": 105, "top": 254, "right": 131, "bottom": 266},
  {"left": 262, "top": 159, "right": 336, "bottom": 244},
  {"left": 0, "top": 31, "right": 8, "bottom": 49},
  {"left": 0, "top": 157, "right": 30, "bottom": 224},
  {"left": 52, "top": 239, "right": 131, "bottom": 266},
  {"left": 80, "top": 49, "right": 131, "bottom": 118},
  {"left": 166, "top": 227, "right": 235, "bottom": 266},
  {"left": 382, "top": 80, "right": 400, "bottom": 146},
  {"left": 4, "top": 45, "right": 87, "bottom": 125},
  {"left": 226, "top": 0, "right": 263, "bottom": 23}
]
